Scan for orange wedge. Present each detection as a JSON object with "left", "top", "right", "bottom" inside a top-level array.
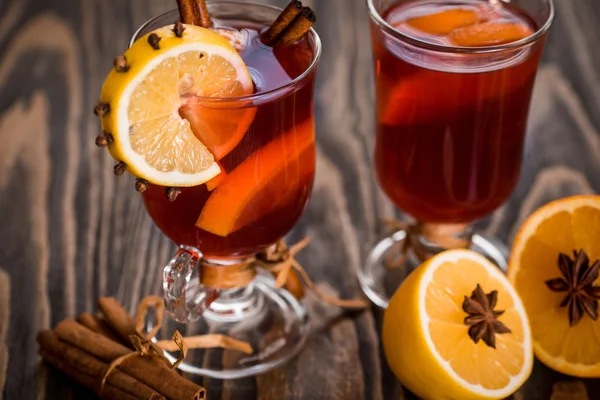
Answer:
[
  {"left": 508, "top": 195, "right": 600, "bottom": 378},
  {"left": 179, "top": 100, "right": 256, "bottom": 161},
  {"left": 383, "top": 249, "right": 532, "bottom": 400},
  {"left": 405, "top": 8, "right": 480, "bottom": 35},
  {"left": 449, "top": 22, "right": 533, "bottom": 47},
  {"left": 196, "top": 118, "right": 314, "bottom": 237},
  {"left": 206, "top": 164, "right": 228, "bottom": 192}
]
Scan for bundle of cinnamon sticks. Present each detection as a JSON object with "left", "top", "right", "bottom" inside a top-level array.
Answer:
[
  {"left": 177, "top": 0, "right": 315, "bottom": 47},
  {"left": 37, "top": 298, "right": 205, "bottom": 400}
]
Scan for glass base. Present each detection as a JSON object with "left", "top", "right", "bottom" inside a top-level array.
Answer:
[
  {"left": 358, "top": 229, "right": 509, "bottom": 309},
  {"left": 154, "top": 273, "right": 309, "bottom": 379}
]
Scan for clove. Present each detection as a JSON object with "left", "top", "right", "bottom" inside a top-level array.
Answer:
[
  {"left": 95, "top": 131, "right": 114, "bottom": 147},
  {"left": 113, "top": 55, "right": 129, "bottom": 72},
  {"left": 93, "top": 102, "right": 110, "bottom": 117},
  {"left": 113, "top": 162, "right": 127, "bottom": 176},
  {"left": 165, "top": 187, "right": 181, "bottom": 201},
  {"left": 135, "top": 178, "right": 149, "bottom": 193},
  {"left": 148, "top": 33, "right": 161, "bottom": 50},
  {"left": 173, "top": 21, "right": 186, "bottom": 38}
]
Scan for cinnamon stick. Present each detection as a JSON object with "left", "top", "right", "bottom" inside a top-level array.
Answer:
[
  {"left": 54, "top": 320, "right": 205, "bottom": 400},
  {"left": 37, "top": 330, "right": 164, "bottom": 400},
  {"left": 41, "top": 350, "right": 140, "bottom": 400},
  {"left": 197, "top": 0, "right": 211, "bottom": 28},
  {"left": 176, "top": 0, "right": 211, "bottom": 27},
  {"left": 97, "top": 297, "right": 137, "bottom": 347},
  {"left": 76, "top": 312, "right": 121, "bottom": 344},
  {"left": 262, "top": 0, "right": 303, "bottom": 45},
  {"left": 277, "top": 7, "right": 316, "bottom": 47}
]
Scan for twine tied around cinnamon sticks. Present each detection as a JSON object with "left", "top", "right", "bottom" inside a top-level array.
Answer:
[
  {"left": 381, "top": 219, "right": 472, "bottom": 269},
  {"left": 198, "top": 237, "right": 369, "bottom": 309},
  {"left": 100, "top": 296, "right": 252, "bottom": 395}
]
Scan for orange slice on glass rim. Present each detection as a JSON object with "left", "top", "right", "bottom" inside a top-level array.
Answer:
[
  {"left": 196, "top": 118, "right": 314, "bottom": 237},
  {"left": 508, "top": 195, "right": 600, "bottom": 378},
  {"left": 98, "top": 24, "right": 254, "bottom": 187},
  {"left": 383, "top": 249, "right": 532, "bottom": 400}
]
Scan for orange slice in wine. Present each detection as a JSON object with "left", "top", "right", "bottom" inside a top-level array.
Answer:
[
  {"left": 179, "top": 100, "right": 256, "bottom": 161},
  {"left": 449, "top": 22, "right": 533, "bottom": 47},
  {"left": 196, "top": 119, "right": 315, "bottom": 237},
  {"left": 404, "top": 8, "right": 480, "bottom": 35},
  {"left": 206, "top": 163, "right": 227, "bottom": 191}
]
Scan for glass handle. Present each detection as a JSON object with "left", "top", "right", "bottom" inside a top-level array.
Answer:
[{"left": 163, "top": 246, "right": 220, "bottom": 323}]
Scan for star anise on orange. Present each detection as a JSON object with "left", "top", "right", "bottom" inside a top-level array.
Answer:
[
  {"left": 545, "top": 249, "right": 600, "bottom": 326},
  {"left": 462, "top": 284, "right": 512, "bottom": 349}
]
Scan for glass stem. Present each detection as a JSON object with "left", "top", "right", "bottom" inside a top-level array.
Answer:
[
  {"left": 200, "top": 258, "right": 263, "bottom": 323},
  {"left": 409, "top": 222, "right": 473, "bottom": 262}
]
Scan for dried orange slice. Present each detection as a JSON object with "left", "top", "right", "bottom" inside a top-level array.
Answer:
[
  {"left": 98, "top": 24, "right": 254, "bottom": 187},
  {"left": 405, "top": 8, "right": 480, "bottom": 35},
  {"left": 449, "top": 22, "right": 533, "bottom": 47},
  {"left": 508, "top": 195, "right": 600, "bottom": 378},
  {"left": 196, "top": 118, "right": 314, "bottom": 237},
  {"left": 383, "top": 249, "right": 533, "bottom": 400}
]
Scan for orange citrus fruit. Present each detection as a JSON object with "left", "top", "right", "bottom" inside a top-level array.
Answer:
[
  {"left": 449, "top": 22, "right": 533, "bottom": 47},
  {"left": 405, "top": 8, "right": 480, "bottom": 35},
  {"left": 383, "top": 249, "right": 533, "bottom": 400},
  {"left": 205, "top": 163, "right": 228, "bottom": 192},
  {"left": 508, "top": 195, "right": 600, "bottom": 377},
  {"left": 98, "top": 24, "right": 254, "bottom": 186},
  {"left": 196, "top": 118, "right": 314, "bottom": 237}
]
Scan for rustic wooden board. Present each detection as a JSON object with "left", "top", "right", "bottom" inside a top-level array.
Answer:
[{"left": 0, "top": 0, "right": 599, "bottom": 399}]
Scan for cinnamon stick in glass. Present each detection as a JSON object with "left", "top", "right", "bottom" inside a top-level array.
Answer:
[
  {"left": 176, "top": 0, "right": 211, "bottom": 27},
  {"left": 262, "top": 0, "right": 303, "bottom": 45},
  {"left": 37, "top": 330, "right": 164, "bottom": 400},
  {"left": 277, "top": 7, "right": 316, "bottom": 47},
  {"left": 196, "top": 0, "right": 212, "bottom": 28},
  {"left": 54, "top": 320, "right": 205, "bottom": 400}
]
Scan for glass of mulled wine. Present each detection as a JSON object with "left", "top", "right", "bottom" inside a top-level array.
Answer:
[
  {"left": 359, "top": 0, "right": 554, "bottom": 308},
  {"left": 133, "top": 2, "right": 320, "bottom": 378}
]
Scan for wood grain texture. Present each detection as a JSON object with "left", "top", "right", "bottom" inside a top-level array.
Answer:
[
  {"left": 0, "top": 269, "right": 9, "bottom": 400},
  {"left": 0, "top": 0, "right": 599, "bottom": 399}
]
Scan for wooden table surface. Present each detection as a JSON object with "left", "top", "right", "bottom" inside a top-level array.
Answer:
[{"left": 1, "top": 0, "right": 600, "bottom": 398}]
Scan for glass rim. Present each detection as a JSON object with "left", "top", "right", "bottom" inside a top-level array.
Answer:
[
  {"left": 367, "top": 0, "right": 555, "bottom": 54},
  {"left": 130, "top": 1, "right": 322, "bottom": 103}
]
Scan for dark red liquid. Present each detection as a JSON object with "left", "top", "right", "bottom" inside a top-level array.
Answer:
[
  {"left": 142, "top": 25, "right": 317, "bottom": 259},
  {"left": 373, "top": 0, "right": 546, "bottom": 223}
]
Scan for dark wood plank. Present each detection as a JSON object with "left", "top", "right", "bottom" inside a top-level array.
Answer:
[{"left": 0, "top": 0, "right": 599, "bottom": 399}]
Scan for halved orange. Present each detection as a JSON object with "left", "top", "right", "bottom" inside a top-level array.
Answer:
[
  {"left": 98, "top": 24, "right": 255, "bottom": 187},
  {"left": 383, "top": 249, "right": 533, "bottom": 400},
  {"left": 196, "top": 118, "right": 314, "bottom": 237},
  {"left": 508, "top": 195, "right": 600, "bottom": 377},
  {"left": 404, "top": 8, "right": 481, "bottom": 35}
]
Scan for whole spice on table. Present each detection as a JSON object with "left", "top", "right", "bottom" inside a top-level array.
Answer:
[{"left": 37, "top": 298, "right": 207, "bottom": 400}]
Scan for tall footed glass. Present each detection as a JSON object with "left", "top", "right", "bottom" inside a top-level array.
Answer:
[
  {"left": 133, "top": 2, "right": 320, "bottom": 378},
  {"left": 359, "top": 0, "right": 554, "bottom": 308}
]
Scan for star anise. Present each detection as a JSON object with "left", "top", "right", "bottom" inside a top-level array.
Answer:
[
  {"left": 462, "top": 284, "right": 512, "bottom": 349},
  {"left": 545, "top": 249, "right": 600, "bottom": 327}
]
